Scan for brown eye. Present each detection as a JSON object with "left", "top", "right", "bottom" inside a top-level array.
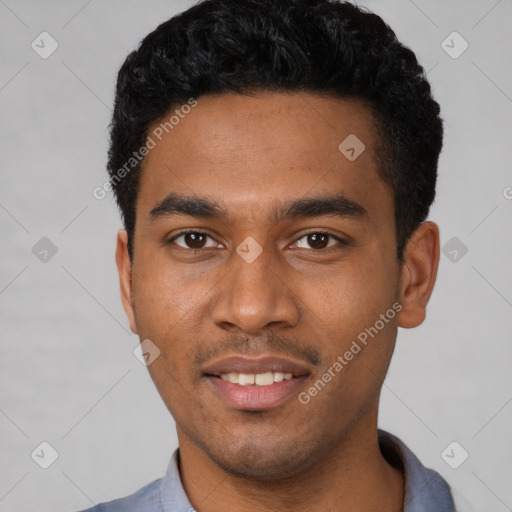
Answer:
[
  {"left": 170, "top": 232, "right": 218, "bottom": 250},
  {"left": 306, "top": 233, "right": 328, "bottom": 249},
  {"left": 184, "top": 233, "right": 207, "bottom": 249},
  {"left": 295, "top": 232, "right": 344, "bottom": 251}
]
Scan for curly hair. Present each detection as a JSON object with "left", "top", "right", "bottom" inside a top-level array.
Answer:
[{"left": 107, "top": 0, "right": 443, "bottom": 262}]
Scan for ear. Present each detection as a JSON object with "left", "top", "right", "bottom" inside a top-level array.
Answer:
[
  {"left": 397, "top": 221, "right": 440, "bottom": 329},
  {"left": 115, "top": 229, "right": 138, "bottom": 334}
]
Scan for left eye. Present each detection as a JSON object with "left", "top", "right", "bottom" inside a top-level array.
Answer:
[{"left": 293, "top": 233, "right": 344, "bottom": 250}]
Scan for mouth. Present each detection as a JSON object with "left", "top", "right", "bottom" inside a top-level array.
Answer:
[
  {"left": 217, "top": 371, "right": 294, "bottom": 386},
  {"left": 202, "top": 355, "right": 311, "bottom": 410}
]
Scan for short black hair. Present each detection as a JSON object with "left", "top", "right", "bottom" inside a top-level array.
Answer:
[{"left": 107, "top": 0, "right": 443, "bottom": 262}]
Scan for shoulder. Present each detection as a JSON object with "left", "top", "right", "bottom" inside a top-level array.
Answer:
[
  {"left": 378, "top": 429, "right": 458, "bottom": 511},
  {"left": 71, "top": 449, "right": 191, "bottom": 512},
  {"left": 74, "top": 477, "right": 163, "bottom": 512}
]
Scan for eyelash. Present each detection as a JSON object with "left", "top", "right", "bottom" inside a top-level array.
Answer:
[{"left": 167, "top": 230, "right": 349, "bottom": 253}]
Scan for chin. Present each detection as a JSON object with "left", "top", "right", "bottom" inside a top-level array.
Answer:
[{"left": 199, "top": 436, "right": 320, "bottom": 480}]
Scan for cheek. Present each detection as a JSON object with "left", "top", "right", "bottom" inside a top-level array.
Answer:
[
  {"left": 305, "top": 255, "right": 398, "bottom": 333},
  {"left": 131, "top": 259, "right": 209, "bottom": 370},
  {"left": 131, "top": 255, "right": 198, "bottom": 329}
]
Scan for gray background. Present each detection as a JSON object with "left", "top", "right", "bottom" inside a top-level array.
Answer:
[{"left": 1, "top": 0, "right": 511, "bottom": 511}]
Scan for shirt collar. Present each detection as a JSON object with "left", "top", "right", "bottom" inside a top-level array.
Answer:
[
  {"left": 157, "top": 429, "right": 456, "bottom": 512},
  {"left": 378, "top": 429, "right": 456, "bottom": 512}
]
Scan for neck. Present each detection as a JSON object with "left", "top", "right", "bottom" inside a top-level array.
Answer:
[{"left": 176, "top": 401, "right": 404, "bottom": 512}]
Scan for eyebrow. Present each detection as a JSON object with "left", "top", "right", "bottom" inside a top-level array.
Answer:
[{"left": 149, "top": 192, "right": 368, "bottom": 224}]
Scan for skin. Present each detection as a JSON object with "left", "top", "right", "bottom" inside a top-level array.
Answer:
[{"left": 116, "top": 91, "right": 440, "bottom": 512}]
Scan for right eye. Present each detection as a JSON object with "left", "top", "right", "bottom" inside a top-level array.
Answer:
[{"left": 168, "top": 231, "right": 222, "bottom": 251}]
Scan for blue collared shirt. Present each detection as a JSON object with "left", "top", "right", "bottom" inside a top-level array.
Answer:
[{"left": 77, "top": 429, "right": 458, "bottom": 512}]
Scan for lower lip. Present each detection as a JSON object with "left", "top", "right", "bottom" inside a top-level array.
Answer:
[{"left": 205, "top": 375, "right": 309, "bottom": 411}]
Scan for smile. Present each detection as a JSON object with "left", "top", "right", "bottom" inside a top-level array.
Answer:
[{"left": 219, "top": 371, "right": 293, "bottom": 386}]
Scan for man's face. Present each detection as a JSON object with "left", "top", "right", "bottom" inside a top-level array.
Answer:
[{"left": 122, "top": 92, "right": 404, "bottom": 478}]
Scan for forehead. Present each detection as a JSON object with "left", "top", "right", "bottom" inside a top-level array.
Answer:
[{"left": 136, "top": 92, "right": 391, "bottom": 224}]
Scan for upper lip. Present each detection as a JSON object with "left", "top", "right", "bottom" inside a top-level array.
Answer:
[{"left": 201, "top": 355, "right": 312, "bottom": 377}]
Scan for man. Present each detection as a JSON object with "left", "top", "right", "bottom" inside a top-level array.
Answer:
[{"left": 80, "top": 0, "right": 462, "bottom": 510}]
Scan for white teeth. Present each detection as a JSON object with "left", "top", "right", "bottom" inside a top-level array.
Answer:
[
  {"left": 219, "top": 371, "right": 296, "bottom": 386},
  {"left": 227, "top": 372, "right": 239, "bottom": 384},
  {"left": 273, "top": 371, "right": 284, "bottom": 382},
  {"left": 221, "top": 372, "right": 239, "bottom": 383},
  {"left": 238, "top": 373, "right": 255, "bottom": 385},
  {"left": 255, "top": 372, "right": 274, "bottom": 386}
]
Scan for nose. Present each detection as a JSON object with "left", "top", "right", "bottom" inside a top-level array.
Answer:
[{"left": 210, "top": 246, "right": 300, "bottom": 334}]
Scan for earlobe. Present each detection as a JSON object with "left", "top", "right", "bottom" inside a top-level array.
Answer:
[
  {"left": 397, "top": 221, "right": 440, "bottom": 329},
  {"left": 115, "top": 229, "right": 139, "bottom": 334}
]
